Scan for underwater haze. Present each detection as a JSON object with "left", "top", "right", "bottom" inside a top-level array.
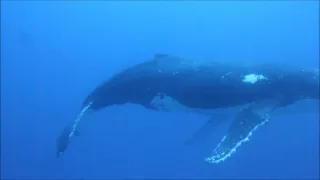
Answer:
[{"left": 1, "top": 1, "right": 319, "bottom": 179}]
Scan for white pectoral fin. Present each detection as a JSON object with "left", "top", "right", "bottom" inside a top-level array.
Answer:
[{"left": 205, "top": 99, "right": 280, "bottom": 164}]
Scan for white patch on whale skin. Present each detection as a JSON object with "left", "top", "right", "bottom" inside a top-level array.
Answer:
[{"left": 242, "top": 74, "right": 267, "bottom": 84}]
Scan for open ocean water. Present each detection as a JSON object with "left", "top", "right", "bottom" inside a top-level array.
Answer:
[{"left": 1, "top": 1, "right": 319, "bottom": 179}]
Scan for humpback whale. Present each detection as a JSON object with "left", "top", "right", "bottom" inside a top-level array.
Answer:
[{"left": 56, "top": 54, "right": 319, "bottom": 163}]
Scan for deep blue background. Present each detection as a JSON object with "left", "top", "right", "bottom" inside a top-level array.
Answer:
[{"left": 1, "top": 1, "right": 319, "bottom": 179}]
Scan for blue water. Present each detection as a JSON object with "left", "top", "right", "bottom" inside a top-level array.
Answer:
[{"left": 1, "top": 1, "right": 319, "bottom": 179}]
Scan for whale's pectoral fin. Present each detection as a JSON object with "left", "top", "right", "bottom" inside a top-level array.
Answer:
[
  {"left": 56, "top": 125, "right": 73, "bottom": 158},
  {"left": 56, "top": 102, "right": 92, "bottom": 158},
  {"left": 205, "top": 100, "right": 280, "bottom": 163},
  {"left": 184, "top": 116, "right": 225, "bottom": 146}
]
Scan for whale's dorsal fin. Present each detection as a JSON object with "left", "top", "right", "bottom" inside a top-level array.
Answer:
[{"left": 154, "top": 53, "right": 170, "bottom": 58}]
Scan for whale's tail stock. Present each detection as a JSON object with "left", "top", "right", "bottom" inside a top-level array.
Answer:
[{"left": 56, "top": 102, "right": 92, "bottom": 158}]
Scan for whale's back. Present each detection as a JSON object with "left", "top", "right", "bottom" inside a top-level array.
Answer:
[{"left": 83, "top": 55, "right": 319, "bottom": 111}]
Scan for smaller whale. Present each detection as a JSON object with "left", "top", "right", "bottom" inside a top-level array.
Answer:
[{"left": 56, "top": 54, "right": 319, "bottom": 163}]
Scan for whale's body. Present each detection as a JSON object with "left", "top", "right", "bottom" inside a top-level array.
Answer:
[
  {"left": 57, "top": 54, "right": 319, "bottom": 163},
  {"left": 84, "top": 55, "right": 318, "bottom": 111}
]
